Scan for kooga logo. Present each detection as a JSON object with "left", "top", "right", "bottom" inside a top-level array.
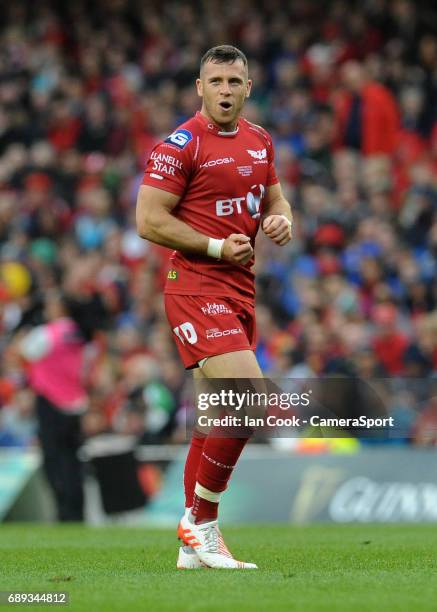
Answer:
[
  {"left": 201, "top": 157, "right": 235, "bottom": 168},
  {"left": 329, "top": 477, "right": 437, "bottom": 522}
]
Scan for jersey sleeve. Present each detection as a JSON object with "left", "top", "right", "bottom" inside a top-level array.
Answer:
[
  {"left": 142, "top": 127, "right": 195, "bottom": 196},
  {"left": 266, "top": 133, "right": 279, "bottom": 187}
]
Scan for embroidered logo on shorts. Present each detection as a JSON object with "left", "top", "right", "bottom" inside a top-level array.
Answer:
[
  {"left": 167, "top": 269, "right": 178, "bottom": 280},
  {"left": 206, "top": 328, "right": 242, "bottom": 339},
  {"left": 201, "top": 302, "right": 233, "bottom": 315}
]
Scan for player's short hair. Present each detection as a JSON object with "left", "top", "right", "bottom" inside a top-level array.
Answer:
[{"left": 200, "top": 45, "right": 248, "bottom": 72}]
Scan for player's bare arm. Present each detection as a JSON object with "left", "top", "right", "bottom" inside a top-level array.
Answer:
[
  {"left": 136, "top": 185, "right": 253, "bottom": 265},
  {"left": 261, "top": 182, "right": 293, "bottom": 246}
]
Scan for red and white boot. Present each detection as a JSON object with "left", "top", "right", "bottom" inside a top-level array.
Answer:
[
  {"left": 176, "top": 509, "right": 205, "bottom": 569},
  {"left": 178, "top": 512, "right": 257, "bottom": 569}
]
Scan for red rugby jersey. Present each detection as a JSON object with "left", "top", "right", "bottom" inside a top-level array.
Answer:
[{"left": 142, "top": 111, "right": 279, "bottom": 305}]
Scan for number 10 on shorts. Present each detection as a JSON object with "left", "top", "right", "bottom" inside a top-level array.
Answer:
[{"left": 173, "top": 322, "right": 198, "bottom": 345}]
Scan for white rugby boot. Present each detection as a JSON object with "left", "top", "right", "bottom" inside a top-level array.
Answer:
[
  {"left": 176, "top": 508, "right": 204, "bottom": 569},
  {"left": 177, "top": 545, "right": 205, "bottom": 569},
  {"left": 178, "top": 513, "right": 258, "bottom": 569}
]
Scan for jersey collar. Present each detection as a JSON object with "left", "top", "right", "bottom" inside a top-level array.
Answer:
[{"left": 195, "top": 111, "right": 240, "bottom": 137}]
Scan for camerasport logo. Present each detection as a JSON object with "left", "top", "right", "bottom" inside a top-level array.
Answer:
[
  {"left": 206, "top": 327, "right": 242, "bottom": 339},
  {"left": 201, "top": 303, "right": 233, "bottom": 315}
]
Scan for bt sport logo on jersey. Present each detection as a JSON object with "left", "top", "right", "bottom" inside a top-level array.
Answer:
[{"left": 215, "top": 184, "right": 266, "bottom": 219}]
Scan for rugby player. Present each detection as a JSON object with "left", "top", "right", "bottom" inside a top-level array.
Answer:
[{"left": 136, "top": 45, "right": 292, "bottom": 569}]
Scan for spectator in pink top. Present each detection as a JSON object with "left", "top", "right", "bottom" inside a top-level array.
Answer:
[{"left": 20, "top": 290, "right": 88, "bottom": 521}]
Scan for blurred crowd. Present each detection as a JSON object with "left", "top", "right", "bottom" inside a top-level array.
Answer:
[{"left": 0, "top": 0, "right": 436, "bottom": 448}]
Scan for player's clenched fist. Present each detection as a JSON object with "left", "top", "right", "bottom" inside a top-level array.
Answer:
[
  {"left": 262, "top": 214, "right": 292, "bottom": 246},
  {"left": 222, "top": 234, "right": 254, "bottom": 265}
]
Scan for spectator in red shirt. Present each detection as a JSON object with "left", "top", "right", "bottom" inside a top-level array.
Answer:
[
  {"left": 371, "top": 304, "right": 409, "bottom": 374},
  {"left": 334, "top": 61, "right": 399, "bottom": 156}
]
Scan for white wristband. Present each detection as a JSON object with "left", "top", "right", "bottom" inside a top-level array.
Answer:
[{"left": 207, "top": 237, "right": 225, "bottom": 259}]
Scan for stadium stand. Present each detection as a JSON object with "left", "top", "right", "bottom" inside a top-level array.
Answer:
[{"left": 0, "top": 0, "right": 436, "bottom": 449}]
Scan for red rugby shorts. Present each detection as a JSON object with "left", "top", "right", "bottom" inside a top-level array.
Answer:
[{"left": 164, "top": 294, "right": 256, "bottom": 369}]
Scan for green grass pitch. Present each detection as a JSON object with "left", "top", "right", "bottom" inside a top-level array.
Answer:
[{"left": 1, "top": 524, "right": 436, "bottom": 611}]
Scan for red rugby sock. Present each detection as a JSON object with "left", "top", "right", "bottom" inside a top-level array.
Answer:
[
  {"left": 183, "top": 431, "right": 206, "bottom": 508},
  {"left": 192, "top": 436, "right": 249, "bottom": 523}
]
